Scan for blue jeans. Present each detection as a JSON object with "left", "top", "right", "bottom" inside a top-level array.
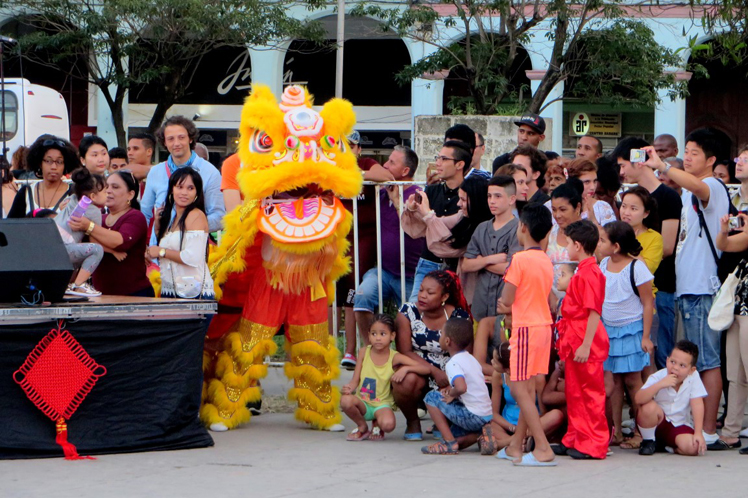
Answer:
[
  {"left": 424, "top": 390, "right": 491, "bottom": 437},
  {"left": 678, "top": 294, "right": 722, "bottom": 371},
  {"left": 656, "top": 291, "right": 676, "bottom": 369},
  {"left": 407, "top": 258, "right": 442, "bottom": 303},
  {"left": 353, "top": 268, "right": 413, "bottom": 313}
]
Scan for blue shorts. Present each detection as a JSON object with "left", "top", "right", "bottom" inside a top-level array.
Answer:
[
  {"left": 424, "top": 390, "right": 491, "bottom": 437},
  {"left": 353, "top": 268, "right": 413, "bottom": 313},
  {"left": 678, "top": 294, "right": 721, "bottom": 371}
]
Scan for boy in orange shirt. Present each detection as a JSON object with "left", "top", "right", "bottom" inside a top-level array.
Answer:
[{"left": 497, "top": 203, "right": 556, "bottom": 466}]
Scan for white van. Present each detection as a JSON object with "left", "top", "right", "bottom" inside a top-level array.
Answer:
[{"left": 0, "top": 78, "right": 70, "bottom": 156}]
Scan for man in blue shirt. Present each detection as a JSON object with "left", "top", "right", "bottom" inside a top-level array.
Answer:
[{"left": 141, "top": 116, "right": 224, "bottom": 242}]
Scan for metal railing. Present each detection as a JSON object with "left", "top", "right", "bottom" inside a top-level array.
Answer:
[{"left": 331, "top": 180, "right": 427, "bottom": 337}]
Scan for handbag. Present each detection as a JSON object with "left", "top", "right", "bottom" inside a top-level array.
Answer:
[
  {"left": 168, "top": 235, "right": 208, "bottom": 299},
  {"left": 708, "top": 267, "right": 739, "bottom": 331}
]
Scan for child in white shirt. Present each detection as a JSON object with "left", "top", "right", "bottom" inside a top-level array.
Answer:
[
  {"left": 421, "top": 317, "right": 492, "bottom": 455},
  {"left": 635, "top": 340, "right": 707, "bottom": 456}
]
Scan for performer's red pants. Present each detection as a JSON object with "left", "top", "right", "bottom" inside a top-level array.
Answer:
[{"left": 562, "top": 358, "right": 609, "bottom": 459}]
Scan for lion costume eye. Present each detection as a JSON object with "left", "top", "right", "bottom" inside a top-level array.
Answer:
[{"left": 250, "top": 130, "right": 273, "bottom": 153}]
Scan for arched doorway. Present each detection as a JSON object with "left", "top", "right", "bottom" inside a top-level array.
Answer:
[
  {"left": 441, "top": 37, "right": 532, "bottom": 114},
  {"left": 687, "top": 47, "right": 748, "bottom": 157},
  {"left": 284, "top": 15, "right": 412, "bottom": 106}
]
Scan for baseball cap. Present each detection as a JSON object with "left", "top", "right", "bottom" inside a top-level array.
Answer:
[
  {"left": 514, "top": 113, "right": 546, "bottom": 134},
  {"left": 348, "top": 131, "right": 361, "bottom": 145}
]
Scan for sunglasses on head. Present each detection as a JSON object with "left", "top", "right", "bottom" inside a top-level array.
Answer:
[{"left": 42, "top": 138, "right": 67, "bottom": 149}]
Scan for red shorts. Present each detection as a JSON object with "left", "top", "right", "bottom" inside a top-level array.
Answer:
[
  {"left": 509, "top": 325, "right": 551, "bottom": 382},
  {"left": 655, "top": 419, "right": 694, "bottom": 450}
]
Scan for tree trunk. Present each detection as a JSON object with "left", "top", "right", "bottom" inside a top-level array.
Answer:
[
  {"left": 147, "top": 99, "right": 174, "bottom": 137},
  {"left": 529, "top": 69, "right": 561, "bottom": 114}
]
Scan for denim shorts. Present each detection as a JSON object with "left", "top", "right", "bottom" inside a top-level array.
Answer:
[
  {"left": 408, "top": 258, "right": 442, "bottom": 303},
  {"left": 677, "top": 294, "right": 721, "bottom": 371},
  {"left": 353, "top": 268, "right": 413, "bottom": 313},
  {"left": 424, "top": 390, "right": 491, "bottom": 437}
]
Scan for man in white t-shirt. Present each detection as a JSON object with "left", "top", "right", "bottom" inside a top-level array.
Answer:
[
  {"left": 642, "top": 129, "right": 730, "bottom": 445},
  {"left": 635, "top": 340, "right": 706, "bottom": 456}
]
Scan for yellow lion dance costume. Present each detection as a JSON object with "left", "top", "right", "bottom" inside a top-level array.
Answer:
[{"left": 201, "top": 85, "right": 362, "bottom": 431}]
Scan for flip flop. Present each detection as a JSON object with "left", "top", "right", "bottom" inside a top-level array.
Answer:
[
  {"left": 496, "top": 447, "right": 513, "bottom": 461},
  {"left": 403, "top": 432, "right": 423, "bottom": 441},
  {"left": 513, "top": 453, "right": 558, "bottom": 467},
  {"left": 369, "top": 426, "right": 385, "bottom": 441},
  {"left": 346, "top": 428, "right": 371, "bottom": 441},
  {"left": 421, "top": 440, "right": 459, "bottom": 455}
]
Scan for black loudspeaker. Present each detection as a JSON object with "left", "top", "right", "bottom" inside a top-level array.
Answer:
[{"left": 0, "top": 219, "right": 74, "bottom": 304}]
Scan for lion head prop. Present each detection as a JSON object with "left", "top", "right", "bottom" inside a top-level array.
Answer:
[{"left": 211, "top": 85, "right": 363, "bottom": 300}]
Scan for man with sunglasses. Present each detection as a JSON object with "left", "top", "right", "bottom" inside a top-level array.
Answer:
[{"left": 406, "top": 140, "right": 469, "bottom": 302}]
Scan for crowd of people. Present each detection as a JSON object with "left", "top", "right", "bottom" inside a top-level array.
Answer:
[
  {"left": 337, "top": 114, "right": 748, "bottom": 464},
  {"left": 2, "top": 111, "right": 748, "bottom": 464}
]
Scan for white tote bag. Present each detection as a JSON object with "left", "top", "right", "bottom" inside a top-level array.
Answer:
[{"left": 708, "top": 269, "right": 739, "bottom": 331}]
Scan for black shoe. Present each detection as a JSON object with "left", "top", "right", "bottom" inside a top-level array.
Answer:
[
  {"left": 707, "top": 439, "right": 742, "bottom": 451},
  {"left": 247, "top": 399, "right": 262, "bottom": 416},
  {"left": 639, "top": 439, "right": 656, "bottom": 456},
  {"left": 739, "top": 447, "right": 748, "bottom": 455},
  {"left": 567, "top": 448, "right": 595, "bottom": 460},
  {"left": 551, "top": 443, "right": 568, "bottom": 456}
]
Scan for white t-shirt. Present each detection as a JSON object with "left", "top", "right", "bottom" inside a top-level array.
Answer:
[
  {"left": 675, "top": 178, "right": 730, "bottom": 296},
  {"left": 545, "top": 199, "right": 617, "bottom": 227},
  {"left": 642, "top": 368, "right": 707, "bottom": 428},
  {"left": 445, "top": 351, "right": 492, "bottom": 417},
  {"left": 599, "top": 258, "right": 654, "bottom": 327}
]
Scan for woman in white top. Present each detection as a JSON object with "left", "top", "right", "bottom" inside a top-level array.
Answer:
[
  {"left": 146, "top": 167, "right": 214, "bottom": 300},
  {"left": 544, "top": 158, "right": 617, "bottom": 227},
  {"left": 8, "top": 135, "right": 77, "bottom": 217}
]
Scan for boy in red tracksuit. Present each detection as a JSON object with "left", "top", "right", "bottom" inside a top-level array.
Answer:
[{"left": 555, "top": 220, "right": 609, "bottom": 460}]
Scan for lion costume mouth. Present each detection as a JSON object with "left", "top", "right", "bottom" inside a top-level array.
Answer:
[{"left": 258, "top": 184, "right": 345, "bottom": 243}]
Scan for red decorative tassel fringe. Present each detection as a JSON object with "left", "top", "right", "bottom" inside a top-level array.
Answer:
[{"left": 56, "top": 418, "right": 95, "bottom": 460}]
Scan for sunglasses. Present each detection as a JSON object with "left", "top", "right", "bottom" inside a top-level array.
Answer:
[{"left": 42, "top": 138, "right": 67, "bottom": 148}]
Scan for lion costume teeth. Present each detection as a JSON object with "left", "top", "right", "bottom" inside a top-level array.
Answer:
[{"left": 201, "top": 85, "right": 362, "bottom": 430}]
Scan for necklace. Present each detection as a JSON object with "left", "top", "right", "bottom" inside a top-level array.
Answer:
[
  {"left": 106, "top": 206, "right": 129, "bottom": 226},
  {"left": 38, "top": 181, "right": 63, "bottom": 209}
]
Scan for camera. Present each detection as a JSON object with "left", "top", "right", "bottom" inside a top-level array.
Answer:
[
  {"left": 729, "top": 216, "right": 743, "bottom": 231},
  {"left": 630, "top": 149, "right": 647, "bottom": 163}
]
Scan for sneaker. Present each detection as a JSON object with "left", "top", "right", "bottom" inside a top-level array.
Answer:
[
  {"left": 340, "top": 353, "right": 356, "bottom": 369},
  {"left": 639, "top": 439, "right": 656, "bottom": 456},
  {"left": 247, "top": 399, "right": 262, "bottom": 416},
  {"left": 66, "top": 283, "right": 102, "bottom": 297}
]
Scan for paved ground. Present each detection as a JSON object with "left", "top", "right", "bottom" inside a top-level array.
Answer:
[{"left": 2, "top": 367, "right": 747, "bottom": 498}]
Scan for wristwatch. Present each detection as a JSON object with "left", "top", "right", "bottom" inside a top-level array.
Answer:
[{"left": 158, "top": 248, "right": 166, "bottom": 258}]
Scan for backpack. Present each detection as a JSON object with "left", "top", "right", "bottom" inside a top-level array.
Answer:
[{"left": 690, "top": 179, "right": 741, "bottom": 282}]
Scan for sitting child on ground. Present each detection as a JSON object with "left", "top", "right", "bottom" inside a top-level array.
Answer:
[
  {"left": 341, "top": 314, "right": 430, "bottom": 441},
  {"left": 542, "top": 361, "right": 567, "bottom": 416},
  {"left": 479, "top": 343, "right": 564, "bottom": 456},
  {"left": 473, "top": 314, "right": 510, "bottom": 378},
  {"left": 635, "top": 340, "right": 707, "bottom": 456},
  {"left": 421, "top": 317, "right": 492, "bottom": 455}
]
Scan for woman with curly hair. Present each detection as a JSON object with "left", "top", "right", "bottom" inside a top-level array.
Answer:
[{"left": 393, "top": 270, "right": 471, "bottom": 441}]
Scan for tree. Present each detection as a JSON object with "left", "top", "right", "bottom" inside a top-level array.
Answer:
[
  {"left": 351, "top": 0, "right": 687, "bottom": 115},
  {"left": 2, "top": 0, "right": 325, "bottom": 145}
]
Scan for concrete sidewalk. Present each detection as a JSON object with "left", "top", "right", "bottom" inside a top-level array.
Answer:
[{"left": 2, "top": 367, "right": 747, "bottom": 498}]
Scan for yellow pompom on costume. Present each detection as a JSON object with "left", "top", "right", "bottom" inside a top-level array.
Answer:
[{"left": 201, "top": 85, "right": 362, "bottom": 431}]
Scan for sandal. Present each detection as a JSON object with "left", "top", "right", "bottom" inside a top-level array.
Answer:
[
  {"left": 346, "top": 427, "right": 370, "bottom": 441},
  {"left": 479, "top": 425, "right": 499, "bottom": 455},
  {"left": 369, "top": 426, "right": 385, "bottom": 441},
  {"left": 707, "top": 439, "right": 742, "bottom": 451},
  {"left": 421, "top": 440, "right": 459, "bottom": 455},
  {"left": 620, "top": 434, "right": 642, "bottom": 450}
]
